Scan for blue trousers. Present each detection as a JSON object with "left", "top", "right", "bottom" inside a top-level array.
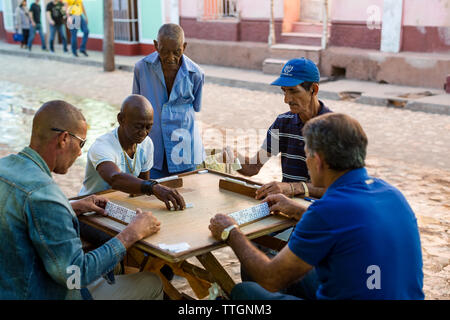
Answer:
[
  {"left": 49, "top": 24, "right": 67, "bottom": 52},
  {"left": 28, "top": 23, "right": 46, "bottom": 50},
  {"left": 231, "top": 269, "right": 320, "bottom": 300},
  {"left": 70, "top": 15, "right": 89, "bottom": 54}
]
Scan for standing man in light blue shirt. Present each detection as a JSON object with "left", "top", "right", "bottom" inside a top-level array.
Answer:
[{"left": 132, "top": 23, "right": 205, "bottom": 179}]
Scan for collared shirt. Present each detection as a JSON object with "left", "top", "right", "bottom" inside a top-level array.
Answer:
[
  {"left": 288, "top": 168, "right": 425, "bottom": 300},
  {"left": 0, "top": 147, "right": 126, "bottom": 299},
  {"left": 133, "top": 52, "right": 205, "bottom": 174},
  {"left": 262, "top": 101, "right": 331, "bottom": 182},
  {"left": 79, "top": 128, "right": 154, "bottom": 196}
]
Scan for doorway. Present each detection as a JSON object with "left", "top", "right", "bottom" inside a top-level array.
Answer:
[{"left": 300, "top": 0, "right": 324, "bottom": 22}]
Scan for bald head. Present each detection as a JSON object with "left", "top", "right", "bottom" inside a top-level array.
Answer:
[
  {"left": 120, "top": 94, "right": 153, "bottom": 119},
  {"left": 31, "top": 100, "right": 86, "bottom": 146},
  {"left": 157, "top": 23, "right": 185, "bottom": 45},
  {"left": 117, "top": 95, "right": 154, "bottom": 146}
]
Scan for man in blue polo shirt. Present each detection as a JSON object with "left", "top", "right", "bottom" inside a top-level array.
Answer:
[
  {"left": 209, "top": 113, "right": 424, "bottom": 300},
  {"left": 226, "top": 58, "right": 330, "bottom": 200}
]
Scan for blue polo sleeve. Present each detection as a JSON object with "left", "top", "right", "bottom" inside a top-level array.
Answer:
[
  {"left": 288, "top": 205, "right": 336, "bottom": 266},
  {"left": 261, "top": 118, "right": 280, "bottom": 155}
]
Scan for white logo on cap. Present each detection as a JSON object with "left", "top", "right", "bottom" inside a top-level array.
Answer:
[{"left": 282, "top": 65, "right": 294, "bottom": 75}]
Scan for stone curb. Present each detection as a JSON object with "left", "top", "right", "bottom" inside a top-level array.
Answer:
[
  {"left": 356, "top": 95, "right": 450, "bottom": 115},
  {"left": 1, "top": 48, "right": 448, "bottom": 115}
]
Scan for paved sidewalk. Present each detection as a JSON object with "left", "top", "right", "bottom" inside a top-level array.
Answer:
[
  {"left": 1, "top": 41, "right": 449, "bottom": 114},
  {"left": 0, "top": 46, "right": 448, "bottom": 300}
]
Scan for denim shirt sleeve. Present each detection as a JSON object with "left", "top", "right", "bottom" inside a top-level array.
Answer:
[{"left": 25, "top": 183, "right": 126, "bottom": 288}]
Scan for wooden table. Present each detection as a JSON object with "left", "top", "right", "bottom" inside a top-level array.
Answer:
[{"left": 78, "top": 170, "right": 308, "bottom": 299}]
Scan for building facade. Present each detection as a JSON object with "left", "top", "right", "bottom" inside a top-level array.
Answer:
[
  {"left": 180, "top": 0, "right": 450, "bottom": 53},
  {"left": 1, "top": 0, "right": 448, "bottom": 88},
  {"left": 3, "top": 0, "right": 448, "bottom": 55},
  {"left": 329, "top": 0, "right": 450, "bottom": 53},
  {"left": 0, "top": 0, "right": 180, "bottom": 55},
  {"left": 180, "top": 0, "right": 330, "bottom": 46}
]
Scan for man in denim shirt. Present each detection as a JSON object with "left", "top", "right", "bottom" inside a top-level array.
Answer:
[
  {"left": 0, "top": 100, "right": 163, "bottom": 299},
  {"left": 133, "top": 23, "right": 205, "bottom": 179}
]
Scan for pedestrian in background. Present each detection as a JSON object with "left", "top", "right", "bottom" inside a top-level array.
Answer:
[
  {"left": 64, "top": 0, "right": 89, "bottom": 57},
  {"left": 46, "top": 0, "right": 68, "bottom": 53},
  {"left": 28, "top": 0, "right": 48, "bottom": 51},
  {"left": 14, "top": 0, "right": 31, "bottom": 49}
]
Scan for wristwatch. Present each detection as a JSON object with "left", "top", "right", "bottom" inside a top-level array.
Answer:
[
  {"left": 141, "top": 179, "right": 159, "bottom": 195},
  {"left": 221, "top": 224, "right": 238, "bottom": 241}
]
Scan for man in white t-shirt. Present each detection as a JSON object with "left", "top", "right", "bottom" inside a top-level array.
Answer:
[
  {"left": 79, "top": 95, "right": 185, "bottom": 282},
  {"left": 79, "top": 94, "right": 185, "bottom": 209}
]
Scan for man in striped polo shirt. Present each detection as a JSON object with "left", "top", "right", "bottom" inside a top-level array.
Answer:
[{"left": 230, "top": 58, "right": 332, "bottom": 200}]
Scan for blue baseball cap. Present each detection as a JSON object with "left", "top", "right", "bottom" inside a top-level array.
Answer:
[{"left": 271, "top": 58, "right": 320, "bottom": 87}]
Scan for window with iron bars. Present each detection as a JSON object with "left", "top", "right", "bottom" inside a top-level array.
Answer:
[
  {"left": 113, "top": 0, "right": 138, "bottom": 42},
  {"left": 202, "top": 0, "right": 239, "bottom": 20}
]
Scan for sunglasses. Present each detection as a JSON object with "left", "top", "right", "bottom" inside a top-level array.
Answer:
[{"left": 51, "top": 128, "right": 86, "bottom": 149}]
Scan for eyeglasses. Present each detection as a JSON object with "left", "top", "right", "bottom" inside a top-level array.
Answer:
[{"left": 51, "top": 128, "right": 86, "bottom": 149}]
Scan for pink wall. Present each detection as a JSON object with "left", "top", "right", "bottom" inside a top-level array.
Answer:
[
  {"left": 402, "top": 0, "right": 450, "bottom": 52},
  {"left": 330, "top": 0, "right": 450, "bottom": 27},
  {"left": 331, "top": 0, "right": 384, "bottom": 22},
  {"left": 329, "top": 0, "right": 384, "bottom": 50},
  {"left": 180, "top": 0, "right": 198, "bottom": 18},
  {"left": 239, "top": 0, "right": 284, "bottom": 19},
  {"left": 177, "top": 0, "right": 450, "bottom": 27},
  {"left": 403, "top": 0, "right": 450, "bottom": 26},
  {"left": 180, "top": 0, "right": 284, "bottom": 19}
]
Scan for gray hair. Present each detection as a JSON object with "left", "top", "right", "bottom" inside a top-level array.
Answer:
[
  {"left": 157, "top": 23, "right": 185, "bottom": 43},
  {"left": 303, "top": 113, "right": 367, "bottom": 171}
]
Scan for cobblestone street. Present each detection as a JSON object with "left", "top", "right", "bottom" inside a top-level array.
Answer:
[{"left": 0, "top": 55, "right": 448, "bottom": 299}]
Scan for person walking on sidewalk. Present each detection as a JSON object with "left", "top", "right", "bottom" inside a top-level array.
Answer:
[
  {"left": 47, "top": 0, "right": 68, "bottom": 53},
  {"left": 14, "top": 0, "right": 31, "bottom": 49},
  {"left": 28, "top": 0, "right": 47, "bottom": 51},
  {"left": 65, "top": 0, "right": 89, "bottom": 57}
]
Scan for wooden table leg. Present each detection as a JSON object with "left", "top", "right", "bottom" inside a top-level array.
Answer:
[
  {"left": 126, "top": 248, "right": 235, "bottom": 300},
  {"left": 196, "top": 252, "right": 236, "bottom": 297},
  {"left": 128, "top": 249, "right": 211, "bottom": 299}
]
